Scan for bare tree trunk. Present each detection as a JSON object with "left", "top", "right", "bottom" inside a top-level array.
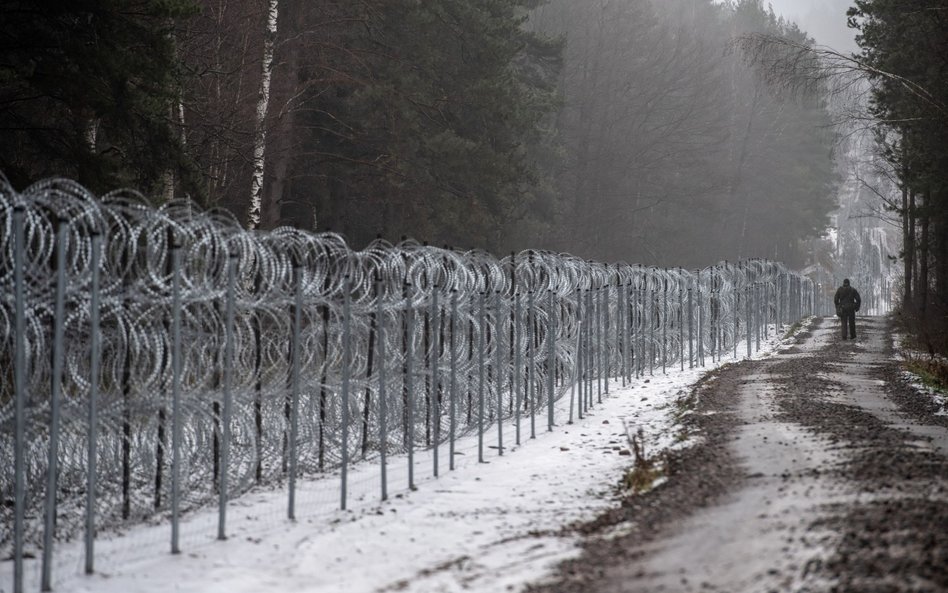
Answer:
[
  {"left": 918, "top": 190, "right": 930, "bottom": 317},
  {"left": 734, "top": 89, "right": 761, "bottom": 260},
  {"left": 909, "top": 189, "right": 918, "bottom": 311},
  {"left": 163, "top": 103, "right": 176, "bottom": 202},
  {"left": 84, "top": 117, "right": 99, "bottom": 152},
  {"left": 248, "top": 0, "right": 279, "bottom": 230},
  {"left": 902, "top": 172, "right": 913, "bottom": 310},
  {"left": 261, "top": 0, "right": 300, "bottom": 230},
  {"left": 936, "top": 198, "right": 948, "bottom": 315}
]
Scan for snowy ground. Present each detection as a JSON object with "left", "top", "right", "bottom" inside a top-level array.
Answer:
[
  {"left": 893, "top": 330, "right": 948, "bottom": 416},
  {"left": 4, "top": 328, "right": 799, "bottom": 593}
]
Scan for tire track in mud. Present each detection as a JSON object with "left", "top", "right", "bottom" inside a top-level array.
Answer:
[
  {"left": 529, "top": 317, "right": 948, "bottom": 593},
  {"left": 771, "top": 317, "right": 948, "bottom": 593}
]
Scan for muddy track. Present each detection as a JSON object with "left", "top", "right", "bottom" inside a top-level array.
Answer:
[{"left": 529, "top": 316, "right": 948, "bottom": 593}]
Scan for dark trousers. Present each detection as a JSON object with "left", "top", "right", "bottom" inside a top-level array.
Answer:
[{"left": 839, "top": 311, "right": 856, "bottom": 339}]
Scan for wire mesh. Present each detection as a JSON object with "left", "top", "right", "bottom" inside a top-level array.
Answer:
[{"left": 0, "top": 176, "right": 815, "bottom": 589}]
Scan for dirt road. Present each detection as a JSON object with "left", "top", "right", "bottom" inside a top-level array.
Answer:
[{"left": 531, "top": 317, "right": 948, "bottom": 593}]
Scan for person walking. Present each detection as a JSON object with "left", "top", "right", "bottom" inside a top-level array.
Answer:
[{"left": 834, "top": 278, "right": 861, "bottom": 339}]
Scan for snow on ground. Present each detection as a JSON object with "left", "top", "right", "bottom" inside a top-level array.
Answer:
[
  {"left": 892, "top": 330, "right": 948, "bottom": 416},
  {"left": 4, "top": 326, "right": 800, "bottom": 593}
]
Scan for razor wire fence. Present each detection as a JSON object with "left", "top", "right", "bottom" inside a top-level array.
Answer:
[{"left": 0, "top": 176, "right": 814, "bottom": 592}]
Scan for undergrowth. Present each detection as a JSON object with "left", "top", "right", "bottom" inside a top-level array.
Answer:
[
  {"left": 783, "top": 320, "right": 803, "bottom": 340},
  {"left": 904, "top": 354, "right": 948, "bottom": 394},
  {"left": 620, "top": 424, "right": 664, "bottom": 494}
]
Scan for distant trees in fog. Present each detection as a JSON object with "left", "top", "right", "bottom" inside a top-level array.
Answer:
[{"left": 0, "top": 0, "right": 837, "bottom": 268}]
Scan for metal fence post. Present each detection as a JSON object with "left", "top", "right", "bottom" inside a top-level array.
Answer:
[
  {"left": 755, "top": 282, "right": 761, "bottom": 352},
  {"left": 449, "top": 290, "right": 458, "bottom": 470},
  {"left": 341, "top": 275, "right": 352, "bottom": 507},
  {"left": 12, "top": 206, "right": 27, "bottom": 593},
  {"left": 697, "top": 271, "right": 705, "bottom": 367},
  {"left": 219, "top": 254, "right": 236, "bottom": 539},
  {"left": 687, "top": 284, "right": 694, "bottom": 371},
  {"left": 478, "top": 291, "right": 486, "bottom": 460},
  {"left": 649, "top": 287, "right": 656, "bottom": 377},
  {"left": 494, "top": 290, "right": 504, "bottom": 455},
  {"left": 662, "top": 279, "right": 668, "bottom": 375},
  {"left": 635, "top": 286, "right": 643, "bottom": 378},
  {"left": 42, "top": 218, "right": 67, "bottom": 591},
  {"left": 288, "top": 266, "right": 303, "bottom": 518},
  {"left": 406, "top": 283, "right": 415, "bottom": 489},
  {"left": 733, "top": 267, "right": 739, "bottom": 360},
  {"left": 170, "top": 240, "right": 182, "bottom": 555},
  {"left": 620, "top": 282, "right": 628, "bottom": 386},
  {"left": 87, "top": 232, "right": 103, "bottom": 568},
  {"left": 586, "top": 289, "right": 593, "bottom": 412},
  {"left": 432, "top": 286, "right": 441, "bottom": 473},
  {"left": 378, "top": 278, "right": 389, "bottom": 495},
  {"left": 746, "top": 283, "right": 752, "bottom": 359},
  {"left": 679, "top": 274, "right": 684, "bottom": 371},
  {"left": 596, "top": 287, "right": 602, "bottom": 400},
  {"left": 776, "top": 273, "right": 782, "bottom": 327},
  {"left": 547, "top": 289, "right": 555, "bottom": 431},
  {"left": 709, "top": 269, "right": 716, "bottom": 363},
  {"left": 603, "top": 285, "right": 610, "bottom": 394},
  {"left": 528, "top": 290, "right": 536, "bottom": 437},
  {"left": 764, "top": 282, "right": 770, "bottom": 339},
  {"left": 575, "top": 288, "right": 583, "bottom": 421},
  {"left": 513, "top": 292, "right": 522, "bottom": 444}
]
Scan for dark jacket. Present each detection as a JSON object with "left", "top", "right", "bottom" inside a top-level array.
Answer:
[{"left": 834, "top": 285, "right": 861, "bottom": 316}]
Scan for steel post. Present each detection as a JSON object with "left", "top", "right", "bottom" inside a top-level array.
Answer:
[
  {"left": 379, "top": 279, "right": 389, "bottom": 494},
  {"left": 288, "top": 267, "right": 302, "bottom": 518},
  {"left": 528, "top": 290, "right": 536, "bottom": 437},
  {"left": 87, "top": 233, "right": 103, "bottom": 568},
  {"left": 513, "top": 292, "right": 522, "bottom": 444},
  {"left": 12, "top": 207, "right": 27, "bottom": 592},
  {"left": 406, "top": 284, "right": 415, "bottom": 489},
  {"left": 494, "top": 291, "right": 504, "bottom": 455},
  {"left": 341, "top": 275, "right": 352, "bottom": 506},
  {"left": 170, "top": 241, "right": 182, "bottom": 554},
  {"left": 478, "top": 291, "right": 486, "bottom": 460},
  {"left": 688, "top": 285, "right": 694, "bottom": 369},
  {"left": 432, "top": 286, "right": 441, "bottom": 472},
  {"left": 41, "top": 218, "right": 67, "bottom": 591},
  {"left": 219, "top": 254, "right": 237, "bottom": 539},
  {"left": 448, "top": 290, "right": 457, "bottom": 470},
  {"left": 547, "top": 290, "right": 555, "bottom": 431}
]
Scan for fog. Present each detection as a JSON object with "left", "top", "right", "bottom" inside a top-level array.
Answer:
[
  {"left": 0, "top": 0, "right": 859, "bottom": 269},
  {"left": 765, "top": 0, "right": 859, "bottom": 53}
]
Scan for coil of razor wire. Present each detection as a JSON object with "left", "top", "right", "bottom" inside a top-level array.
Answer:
[{"left": 0, "top": 175, "right": 815, "bottom": 571}]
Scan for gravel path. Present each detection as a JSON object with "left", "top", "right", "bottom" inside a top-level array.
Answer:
[{"left": 529, "top": 316, "right": 948, "bottom": 593}]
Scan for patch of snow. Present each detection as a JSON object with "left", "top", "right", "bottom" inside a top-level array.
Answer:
[
  {"left": 892, "top": 330, "right": 948, "bottom": 416},
  {"left": 4, "top": 326, "right": 800, "bottom": 593}
]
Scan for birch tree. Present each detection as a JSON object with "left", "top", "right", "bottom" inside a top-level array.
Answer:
[{"left": 248, "top": 0, "right": 279, "bottom": 230}]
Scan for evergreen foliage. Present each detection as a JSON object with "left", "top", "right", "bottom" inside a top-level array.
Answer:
[
  {"left": 1, "top": 0, "right": 841, "bottom": 269},
  {"left": 0, "top": 0, "right": 199, "bottom": 194},
  {"left": 848, "top": 0, "right": 948, "bottom": 352}
]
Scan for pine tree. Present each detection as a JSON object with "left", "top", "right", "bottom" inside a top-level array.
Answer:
[
  {"left": 848, "top": 0, "right": 948, "bottom": 348},
  {"left": 269, "top": 0, "right": 562, "bottom": 251},
  {"left": 0, "top": 0, "right": 199, "bottom": 195}
]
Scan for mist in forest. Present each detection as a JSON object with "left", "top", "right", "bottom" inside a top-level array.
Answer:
[
  {"left": 530, "top": 0, "right": 838, "bottom": 267},
  {"left": 0, "top": 0, "right": 841, "bottom": 268},
  {"left": 764, "top": 0, "right": 859, "bottom": 53}
]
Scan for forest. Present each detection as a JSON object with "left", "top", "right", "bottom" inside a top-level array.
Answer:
[
  {"left": 848, "top": 0, "right": 948, "bottom": 354},
  {"left": 0, "top": 0, "right": 840, "bottom": 269}
]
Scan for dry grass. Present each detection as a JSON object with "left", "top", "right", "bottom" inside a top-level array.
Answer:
[
  {"left": 620, "top": 425, "right": 664, "bottom": 494},
  {"left": 904, "top": 353, "right": 948, "bottom": 393}
]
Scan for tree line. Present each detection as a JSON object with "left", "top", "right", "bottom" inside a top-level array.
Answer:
[
  {"left": 846, "top": 0, "right": 948, "bottom": 352},
  {"left": 0, "top": 0, "right": 838, "bottom": 268}
]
